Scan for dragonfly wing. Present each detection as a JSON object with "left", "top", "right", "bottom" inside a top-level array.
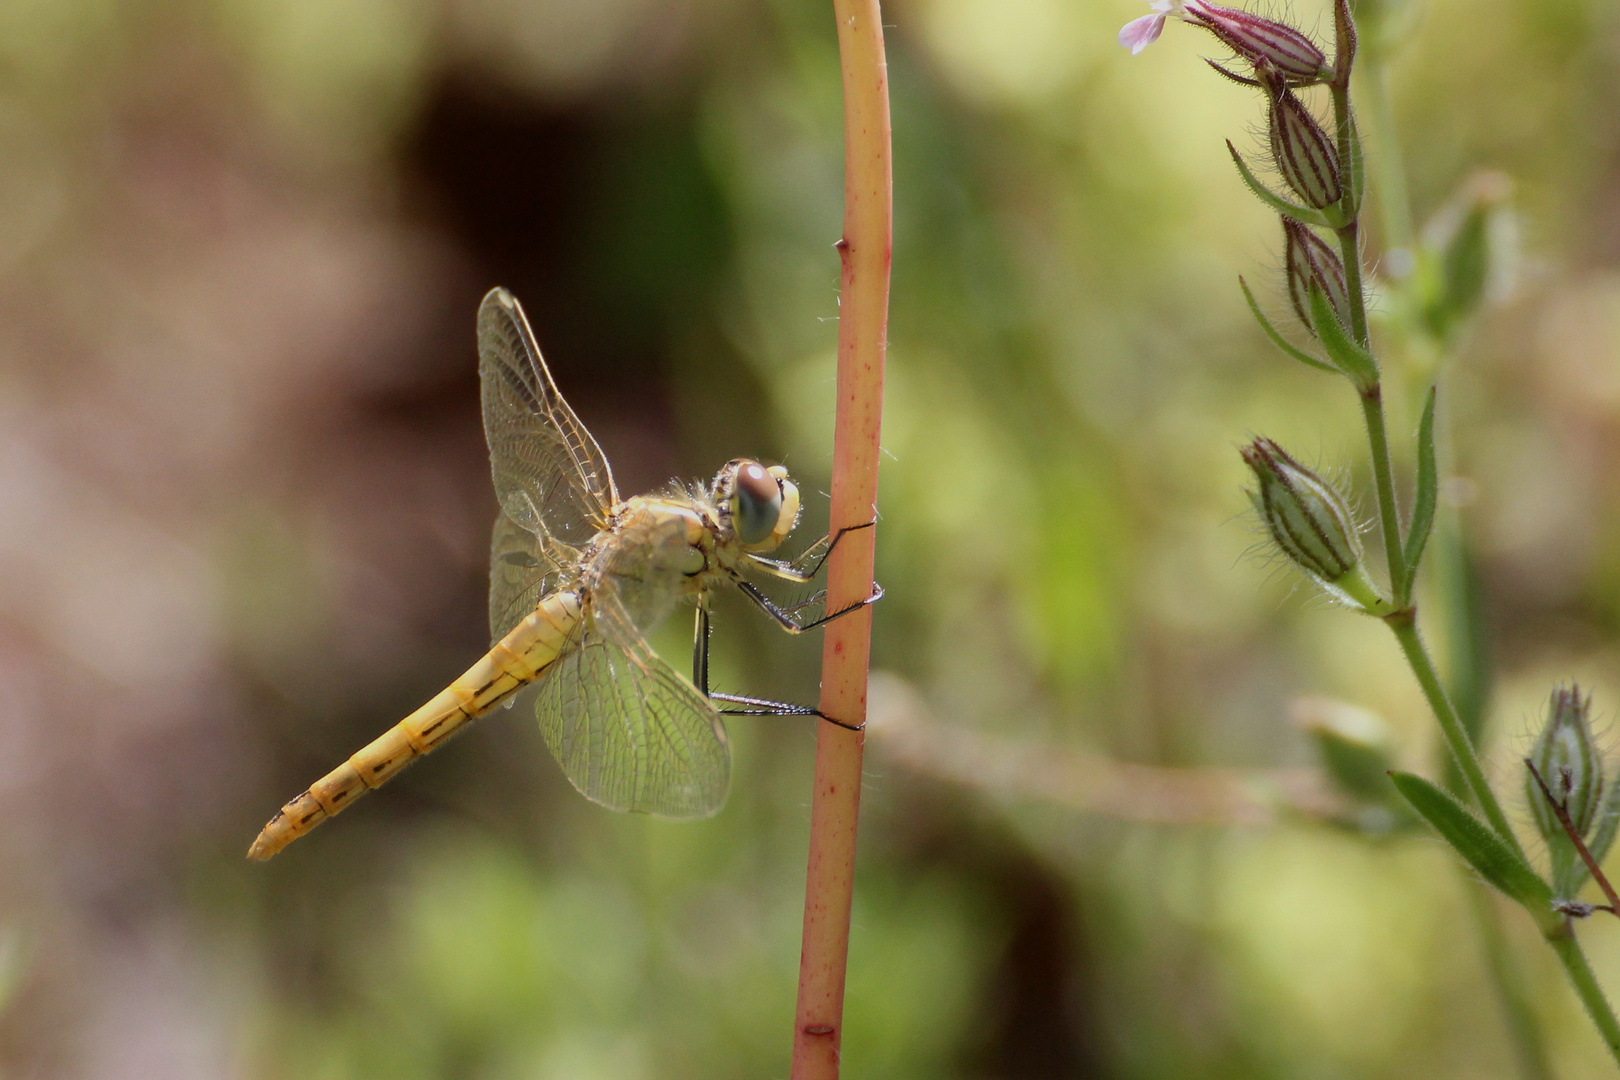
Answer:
[
  {"left": 478, "top": 287, "right": 618, "bottom": 548},
  {"left": 488, "top": 509, "right": 580, "bottom": 643},
  {"left": 533, "top": 619, "right": 730, "bottom": 819}
]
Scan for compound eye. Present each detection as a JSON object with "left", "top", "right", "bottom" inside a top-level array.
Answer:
[{"left": 731, "top": 461, "right": 783, "bottom": 548}]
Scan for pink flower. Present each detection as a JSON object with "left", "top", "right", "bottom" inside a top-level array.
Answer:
[
  {"left": 1119, "top": 0, "right": 1331, "bottom": 85},
  {"left": 1117, "top": 0, "right": 1182, "bottom": 56}
]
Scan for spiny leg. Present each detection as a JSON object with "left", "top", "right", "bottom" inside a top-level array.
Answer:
[
  {"left": 746, "top": 519, "right": 877, "bottom": 584},
  {"left": 692, "top": 601, "right": 865, "bottom": 731},
  {"left": 713, "top": 692, "right": 863, "bottom": 733},
  {"left": 734, "top": 579, "right": 884, "bottom": 635},
  {"left": 780, "top": 590, "right": 828, "bottom": 615},
  {"left": 692, "top": 603, "right": 712, "bottom": 692}
]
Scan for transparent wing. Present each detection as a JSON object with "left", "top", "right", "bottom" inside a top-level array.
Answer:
[
  {"left": 478, "top": 287, "right": 618, "bottom": 548},
  {"left": 532, "top": 609, "right": 730, "bottom": 819},
  {"left": 488, "top": 509, "right": 580, "bottom": 643}
]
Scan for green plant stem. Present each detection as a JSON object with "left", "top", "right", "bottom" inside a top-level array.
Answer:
[
  {"left": 1328, "top": 74, "right": 1369, "bottom": 350},
  {"left": 1466, "top": 887, "right": 1556, "bottom": 1080},
  {"left": 1357, "top": 385, "right": 1409, "bottom": 601},
  {"left": 1335, "top": 221, "right": 1370, "bottom": 348},
  {"left": 1332, "top": 56, "right": 1410, "bottom": 604},
  {"left": 1387, "top": 614, "right": 1523, "bottom": 854},
  {"left": 1330, "top": 9, "right": 1616, "bottom": 1072},
  {"left": 1546, "top": 922, "right": 1620, "bottom": 1066}
]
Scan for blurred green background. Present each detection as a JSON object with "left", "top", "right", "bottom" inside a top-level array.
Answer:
[{"left": 1, "top": 0, "right": 1620, "bottom": 1075}]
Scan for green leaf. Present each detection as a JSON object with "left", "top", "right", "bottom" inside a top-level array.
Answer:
[
  {"left": 1440, "top": 203, "right": 1490, "bottom": 327},
  {"left": 1238, "top": 277, "right": 1339, "bottom": 375},
  {"left": 1431, "top": 532, "right": 1491, "bottom": 760},
  {"left": 1306, "top": 282, "right": 1378, "bottom": 389},
  {"left": 1399, "top": 386, "right": 1438, "bottom": 600},
  {"left": 1391, "top": 771, "right": 1551, "bottom": 909},
  {"left": 1226, "top": 142, "right": 1331, "bottom": 228},
  {"left": 1311, "top": 726, "right": 1395, "bottom": 803}
]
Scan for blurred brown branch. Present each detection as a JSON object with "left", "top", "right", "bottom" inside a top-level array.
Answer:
[{"left": 866, "top": 673, "right": 1342, "bottom": 826}]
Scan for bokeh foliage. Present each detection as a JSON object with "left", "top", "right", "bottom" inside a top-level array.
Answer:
[{"left": 0, "top": 0, "right": 1619, "bottom": 1076}]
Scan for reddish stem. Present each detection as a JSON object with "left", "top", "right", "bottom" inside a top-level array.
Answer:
[{"left": 789, "top": 1, "right": 891, "bottom": 1077}]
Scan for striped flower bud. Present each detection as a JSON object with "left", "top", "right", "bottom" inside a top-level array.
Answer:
[
  {"left": 1527, "top": 685, "right": 1603, "bottom": 841},
  {"left": 1188, "top": 2, "right": 1332, "bottom": 85},
  {"left": 1283, "top": 219, "right": 1351, "bottom": 335},
  {"left": 1120, "top": 0, "right": 1333, "bottom": 86},
  {"left": 1268, "top": 84, "right": 1342, "bottom": 209},
  {"left": 1241, "top": 439, "right": 1362, "bottom": 585}
]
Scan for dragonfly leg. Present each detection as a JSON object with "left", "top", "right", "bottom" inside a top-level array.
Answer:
[
  {"left": 693, "top": 604, "right": 711, "bottom": 693},
  {"left": 780, "top": 589, "right": 827, "bottom": 615},
  {"left": 747, "top": 519, "right": 877, "bottom": 584},
  {"left": 695, "top": 598, "right": 865, "bottom": 731},
  {"left": 713, "top": 692, "right": 864, "bottom": 733},
  {"left": 735, "top": 578, "right": 884, "bottom": 634}
]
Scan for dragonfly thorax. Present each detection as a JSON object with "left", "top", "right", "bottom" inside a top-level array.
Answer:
[{"left": 577, "top": 459, "right": 801, "bottom": 635}]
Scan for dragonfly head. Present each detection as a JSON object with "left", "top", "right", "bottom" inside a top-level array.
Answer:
[{"left": 715, "top": 459, "right": 800, "bottom": 552}]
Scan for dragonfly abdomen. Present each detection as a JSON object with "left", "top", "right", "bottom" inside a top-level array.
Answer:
[{"left": 246, "top": 591, "right": 583, "bottom": 860}]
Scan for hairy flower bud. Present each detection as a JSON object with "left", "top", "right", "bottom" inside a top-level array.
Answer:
[
  {"left": 1241, "top": 438, "right": 1364, "bottom": 587},
  {"left": 1120, "top": 0, "right": 1333, "bottom": 85},
  {"left": 1268, "top": 84, "right": 1342, "bottom": 209},
  {"left": 1185, "top": 2, "right": 1331, "bottom": 84},
  {"left": 1283, "top": 219, "right": 1351, "bottom": 334},
  {"left": 1527, "top": 684, "right": 1603, "bottom": 841}
]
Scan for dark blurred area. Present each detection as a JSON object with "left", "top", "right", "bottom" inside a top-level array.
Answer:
[{"left": 1, "top": 0, "right": 1619, "bottom": 1076}]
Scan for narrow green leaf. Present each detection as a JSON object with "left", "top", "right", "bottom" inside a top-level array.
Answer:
[
  {"left": 1400, "top": 386, "right": 1439, "bottom": 600},
  {"left": 1307, "top": 282, "right": 1378, "bottom": 388},
  {"left": 1226, "top": 142, "right": 1332, "bottom": 228},
  {"left": 1391, "top": 771, "right": 1551, "bottom": 909},
  {"left": 1431, "top": 531, "right": 1492, "bottom": 767},
  {"left": 1440, "top": 203, "right": 1490, "bottom": 327},
  {"left": 1238, "top": 277, "right": 1340, "bottom": 375}
]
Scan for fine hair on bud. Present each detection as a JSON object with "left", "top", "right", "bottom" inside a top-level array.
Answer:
[
  {"left": 1283, "top": 219, "right": 1351, "bottom": 333},
  {"left": 1526, "top": 683, "right": 1604, "bottom": 841},
  {"left": 1265, "top": 76, "right": 1342, "bottom": 210},
  {"left": 1240, "top": 437, "right": 1363, "bottom": 585},
  {"left": 1184, "top": 1, "right": 1333, "bottom": 85}
]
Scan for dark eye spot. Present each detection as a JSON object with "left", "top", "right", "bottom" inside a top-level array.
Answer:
[
  {"left": 737, "top": 462, "right": 777, "bottom": 506},
  {"left": 733, "top": 461, "right": 782, "bottom": 546}
]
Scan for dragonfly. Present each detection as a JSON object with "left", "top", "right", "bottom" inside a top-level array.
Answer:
[{"left": 248, "top": 288, "right": 878, "bottom": 860}]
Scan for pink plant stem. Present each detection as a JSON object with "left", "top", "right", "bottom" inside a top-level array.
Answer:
[{"left": 789, "top": 0, "right": 890, "bottom": 1077}]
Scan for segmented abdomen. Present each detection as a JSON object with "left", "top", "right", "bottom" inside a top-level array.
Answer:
[{"left": 246, "top": 591, "right": 583, "bottom": 860}]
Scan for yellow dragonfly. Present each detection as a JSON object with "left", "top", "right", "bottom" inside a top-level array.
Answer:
[{"left": 248, "top": 288, "right": 876, "bottom": 860}]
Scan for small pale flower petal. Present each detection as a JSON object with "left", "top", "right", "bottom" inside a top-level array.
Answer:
[{"left": 1119, "top": 13, "right": 1167, "bottom": 54}]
